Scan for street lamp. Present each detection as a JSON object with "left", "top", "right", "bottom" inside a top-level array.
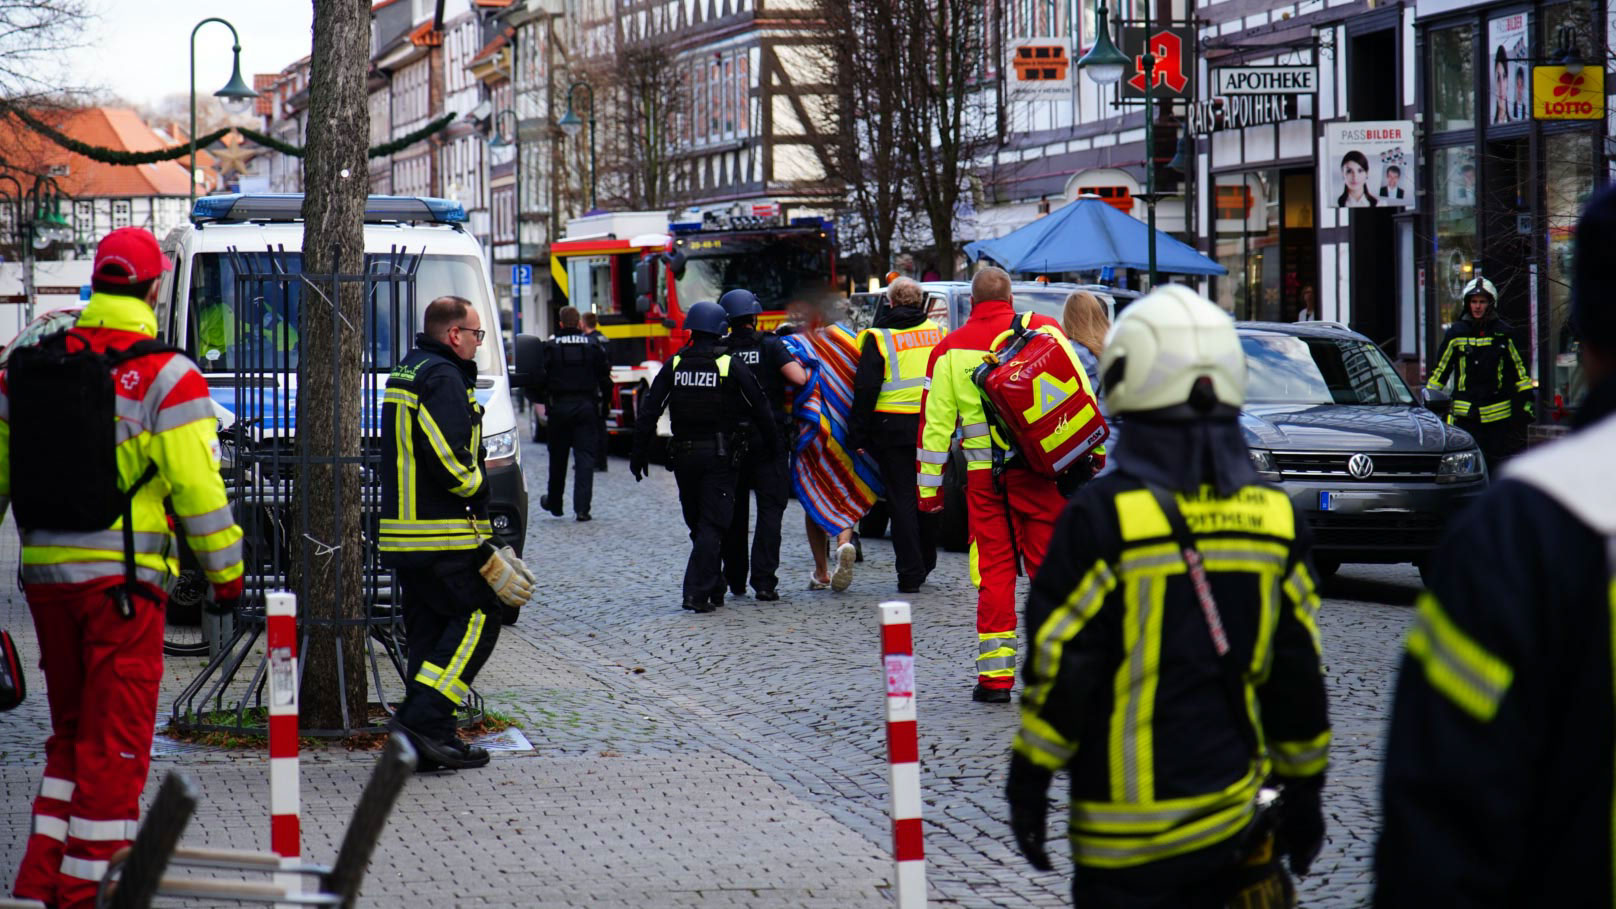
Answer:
[
  {"left": 190, "top": 17, "right": 259, "bottom": 209},
  {"left": 559, "top": 81, "right": 597, "bottom": 212},
  {"left": 1078, "top": 0, "right": 1159, "bottom": 287},
  {"left": 0, "top": 174, "right": 74, "bottom": 322},
  {"left": 486, "top": 108, "right": 525, "bottom": 334}
]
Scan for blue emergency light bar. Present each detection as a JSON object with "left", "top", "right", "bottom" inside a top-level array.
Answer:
[{"left": 191, "top": 194, "right": 468, "bottom": 224}]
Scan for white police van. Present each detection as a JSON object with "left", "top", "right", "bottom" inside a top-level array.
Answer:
[{"left": 156, "top": 194, "right": 530, "bottom": 554}]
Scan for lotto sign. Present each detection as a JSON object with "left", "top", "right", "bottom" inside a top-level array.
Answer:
[{"left": 1534, "top": 66, "right": 1604, "bottom": 120}]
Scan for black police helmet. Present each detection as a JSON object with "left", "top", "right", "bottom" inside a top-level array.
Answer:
[
  {"left": 718, "top": 288, "right": 763, "bottom": 322},
  {"left": 683, "top": 301, "right": 729, "bottom": 337}
]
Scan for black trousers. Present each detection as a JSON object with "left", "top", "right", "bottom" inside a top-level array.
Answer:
[
  {"left": 1454, "top": 412, "right": 1527, "bottom": 476},
  {"left": 546, "top": 396, "right": 599, "bottom": 515},
  {"left": 673, "top": 443, "right": 736, "bottom": 602},
  {"left": 875, "top": 441, "right": 936, "bottom": 588},
  {"left": 394, "top": 553, "right": 503, "bottom": 742},
  {"left": 721, "top": 446, "right": 789, "bottom": 595}
]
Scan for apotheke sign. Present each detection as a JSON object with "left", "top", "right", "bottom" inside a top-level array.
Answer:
[
  {"left": 1187, "top": 94, "right": 1297, "bottom": 135},
  {"left": 1213, "top": 66, "right": 1317, "bottom": 96}
]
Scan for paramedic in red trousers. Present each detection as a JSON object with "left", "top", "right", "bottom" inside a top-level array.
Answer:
[
  {"left": 850, "top": 277, "right": 942, "bottom": 593},
  {"left": 917, "top": 266, "right": 1063, "bottom": 703},
  {"left": 2, "top": 228, "right": 244, "bottom": 908}
]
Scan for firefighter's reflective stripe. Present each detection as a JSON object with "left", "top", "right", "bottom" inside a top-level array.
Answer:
[
  {"left": 1405, "top": 591, "right": 1515, "bottom": 722},
  {"left": 1072, "top": 793, "right": 1257, "bottom": 870},
  {"left": 1075, "top": 765, "right": 1261, "bottom": 835},
  {"left": 376, "top": 517, "right": 492, "bottom": 553},
  {"left": 384, "top": 385, "right": 484, "bottom": 498},
  {"left": 977, "top": 631, "right": 1017, "bottom": 677},
  {"left": 1478, "top": 400, "right": 1515, "bottom": 423},
  {"left": 863, "top": 322, "right": 942, "bottom": 415},
  {"left": 1270, "top": 729, "right": 1332, "bottom": 777},
  {"left": 1015, "top": 560, "right": 1119, "bottom": 770},
  {"left": 413, "top": 611, "right": 489, "bottom": 706},
  {"left": 39, "top": 778, "right": 73, "bottom": 801}
]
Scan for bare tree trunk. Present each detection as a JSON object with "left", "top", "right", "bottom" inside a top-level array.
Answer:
[{"left": 298, "top": 0, "right": 370, "bottom": 731}]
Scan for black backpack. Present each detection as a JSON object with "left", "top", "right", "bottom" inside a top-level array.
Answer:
[{"left": 8, "top": 329, "right": 185, "bottom": 610}]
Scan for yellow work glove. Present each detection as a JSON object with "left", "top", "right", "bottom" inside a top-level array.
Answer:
[
  {"left": 478, "top": 543, "right": 534, "bottom": 607},
  {"left": 497, "top": 545, "right": 535, "bottom": 588}
]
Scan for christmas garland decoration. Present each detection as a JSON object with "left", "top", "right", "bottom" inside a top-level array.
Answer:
[
  {"left": 3, "top": 106, "right": 457, "bottom": 166},
  {"left": 238, "top": 113, "right": 456, "bottom": 159},
  {"left": 4, "top": 106, "right": 233, "bottom": 165}
]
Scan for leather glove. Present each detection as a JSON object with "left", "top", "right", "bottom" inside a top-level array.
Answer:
[
  {"left": 208, "top": 576, "right": 243, "bottom": 615},
  {"left": 496, "top": 545, "right": 535, "bottom": 588},
  {"left": 1006, "top": 752, "right": 1055, "bottom": 871},
  {"left": 1276, "top": 775, "right": 1325, "bottom": 877},
  {"left": 478, "top": 543, "right": 534, "bottom": 607},
  {"left": 630, "top": 452, "right": 649, "bottom": 482},
  {"left": 917, "top": 491, "right": 944, "bottom": 514}
]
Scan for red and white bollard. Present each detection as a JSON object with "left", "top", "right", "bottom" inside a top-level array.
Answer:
[
  {"left": 879, "top": 600, "right": 925, "bottom": 908},
  {"left": 265, "top": 591, "right": 301, "bottom": 899}
]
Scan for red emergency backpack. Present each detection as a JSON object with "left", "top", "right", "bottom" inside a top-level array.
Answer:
[{"left": 970, "top": 313, "right": 1108, "bottom": 479}]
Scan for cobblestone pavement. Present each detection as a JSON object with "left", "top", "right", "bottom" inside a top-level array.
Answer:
[{"left": 0, "top": 440, "right": 1419, "bottom": 907}]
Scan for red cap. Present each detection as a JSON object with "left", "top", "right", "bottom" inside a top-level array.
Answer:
[{"left": 93, "top": 227, "right": 172, "bottom": 285}]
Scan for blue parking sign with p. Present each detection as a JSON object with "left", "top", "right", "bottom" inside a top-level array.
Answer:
[{"left": 512, "top": 264, "right": 532, "bottom": 285}]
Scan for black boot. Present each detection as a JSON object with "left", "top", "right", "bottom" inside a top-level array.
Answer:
[{"left": 972, "top": 683, "right": 1012, "bottom": 704}]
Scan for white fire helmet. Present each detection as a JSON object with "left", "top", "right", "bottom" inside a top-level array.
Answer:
[
  {"left": 1099, "top": 284, "right": 1246, "bottom": 415},
  {"left": 1461, "top": 276, "right": 1498, "bottom": 304}
]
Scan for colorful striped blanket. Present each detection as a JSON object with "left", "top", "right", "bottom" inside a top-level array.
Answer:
[{"left": 781, "top": 322, "right": 884, "bottom": 535}]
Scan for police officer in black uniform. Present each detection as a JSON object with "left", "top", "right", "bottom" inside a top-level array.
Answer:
[
  {"left": 535, "top": 305, "right": 612, "bottom": 521},
  {"left": 631, "top": 301, "right": 776, "bottom": 612},
  {"left": 717, "top": 288, "right": 808, "bottom": 601},
  {"left": 582, "top": 311, "right": 611, "bottom": 473}
]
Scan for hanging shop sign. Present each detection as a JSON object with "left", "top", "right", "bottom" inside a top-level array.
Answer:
[
  {"left": 1322, "top": 121, "right": 1416, "bottom": 211},
  {"left": 1187, "top": 94, "right": 1297, "bottom": 135},
  {"left": 1212, "top": 66, "right": 1317, "bottom": 96},
  {"left": 1533, "top": 65, "right": 1605, "bottom": 120},
  {"left": 1120, "top": 26, "right": 1196, "bottom": 99},
  {"left": 1008, "top": 37, "right": 1074, "bottom": 101}
]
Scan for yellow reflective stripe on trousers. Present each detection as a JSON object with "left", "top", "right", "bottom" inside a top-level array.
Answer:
[
  {"left": 1110, "top": 570, "right": 1165, "bottom": 804},
  {"left": 977, "top": 632, "right": 1017, "bottom": 677},
  {"left": 1071, "top": 796, "right": 1255, "bottom": 869},
  {"left": 1270, "top": 729, "right": 1332, "bottom": 777},
  {"left": 436, "top": 610, "right": 487, "bottom": 706},
  {"left": 1405, "top": 591, "right": 1514, "bottom": 722}
]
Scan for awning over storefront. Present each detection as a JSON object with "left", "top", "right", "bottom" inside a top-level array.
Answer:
[{"left": 963, "top": 197, "right": 1228, "bottom": 276}]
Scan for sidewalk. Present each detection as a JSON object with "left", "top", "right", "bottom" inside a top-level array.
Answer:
[{"left": 0, "top": 531, "right": 891, "bottom": 907}]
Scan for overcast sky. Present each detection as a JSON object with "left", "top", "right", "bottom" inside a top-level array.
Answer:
[{"left": 82, "top": 1, "right": 316, "bottom": 109}]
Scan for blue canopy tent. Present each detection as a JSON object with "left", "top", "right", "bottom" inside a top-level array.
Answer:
[{"left": 963, "top": 197, "right": 1227, "bottom": 276}]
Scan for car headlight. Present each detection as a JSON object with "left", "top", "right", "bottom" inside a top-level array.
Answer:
[
  {"left": 1249, "top": 448, "right": 1281, "bottom": 482},
  {"left": 1437, "top": 448, "right": 1483, "bottom": 483},
  {"left": 484, "top": 429, "right": 518, "bottom": 463}
]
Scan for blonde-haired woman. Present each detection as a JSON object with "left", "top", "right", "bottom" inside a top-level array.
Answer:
[{"left": 1060, "top": 290, "right": 1116, "bottom": 478}]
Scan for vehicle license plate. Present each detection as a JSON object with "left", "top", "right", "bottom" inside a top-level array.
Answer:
[{"left": 1318, "top": 491, "right": 1335, "bottom": 511}]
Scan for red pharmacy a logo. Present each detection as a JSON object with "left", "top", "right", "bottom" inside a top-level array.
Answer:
[{"left": 1555, "top": 73, "right": 1586, "bottom": 98}]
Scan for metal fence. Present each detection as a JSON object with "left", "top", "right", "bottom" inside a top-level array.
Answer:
[{"left": 171, "top": 245, "right": 485, "bottom": 737}]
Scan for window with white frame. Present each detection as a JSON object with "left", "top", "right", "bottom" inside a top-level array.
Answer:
[{"left": 113, "top": 200, "right": 130, "bottom": 229}]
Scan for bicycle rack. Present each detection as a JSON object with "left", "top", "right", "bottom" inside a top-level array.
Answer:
[{"left": 170, "top": 245, "right": 485, "bottom": 738}]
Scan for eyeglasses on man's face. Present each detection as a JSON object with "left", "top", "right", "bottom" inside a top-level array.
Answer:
[{"left": 453, "top": 324, "right": 486, "bottom": 342}]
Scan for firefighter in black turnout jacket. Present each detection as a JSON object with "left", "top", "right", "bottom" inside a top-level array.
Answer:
[
  {"left": 631, "top": 301, "right": 776, "bottom": 612},
  {"left": 536, "top": 305, "right": 612, "bottom": 520},
  {"left": 717, "top": 288, "right": 808, "bottom": 601},
  {"left": 382, "top": 296, "right": 534, "bottom": 771},
  {"left": 1425, "top": 276, "right": 1534, "bottom": 471},
  {"left": 1007, "top": 286, "right": 1330, "bottom": 907}
]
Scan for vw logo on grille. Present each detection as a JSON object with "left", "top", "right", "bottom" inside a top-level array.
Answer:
[{"left": 1347, "top": 453, "right": 1375, "bottom": 479}]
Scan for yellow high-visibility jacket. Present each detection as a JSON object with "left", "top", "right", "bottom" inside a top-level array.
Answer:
[{"left": 0, "top": 293, "right": 244, "bottom": 589}]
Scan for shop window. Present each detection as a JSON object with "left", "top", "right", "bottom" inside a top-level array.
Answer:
[
  {"left": 1429, "top": 25, "right": 1476, "bottom": 134},
  {"left": 1544, "top": 130, "right": 1594, "bottom": 412},
  {"left": 1214, "top": 170, "right": 1312, "bottom": 323},
  {"left": 1431, "top": 145, "right": 1479, "bottom": 331},
  {"left": 1214, "top": 184, "right": 1252, "bottom": 222}
]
